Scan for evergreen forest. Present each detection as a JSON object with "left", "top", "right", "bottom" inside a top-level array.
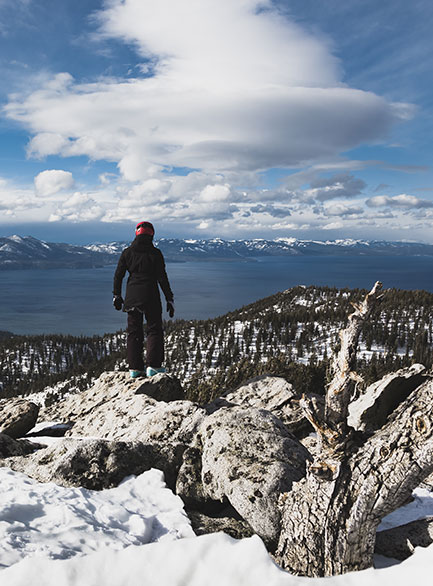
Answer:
[{"left": 1, "top": 285, "right": 432, "bottom": 405}]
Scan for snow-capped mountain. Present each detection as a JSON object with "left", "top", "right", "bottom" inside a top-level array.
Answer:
[
  {"left": 0, "top": 235, "right": 115, "bottom": 269},
  {"left": 2, "top": 235, "right": 433, "bottom": 269},
  {"left": 88, "top": 236, "right": 433, "bottom": 262}
]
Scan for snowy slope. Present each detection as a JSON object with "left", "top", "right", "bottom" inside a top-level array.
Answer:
[
  {"left": 0, "top": 468, "right": 193, "bottom": 569},
  {"left": 1, "top": 448, "right": 433, "bottom": 585},
  {"left": 0, "top": 235, "right": 114, "bottom": 269},
  {"left": 3, "top": 534, "right": 433, "bottom": 586}
]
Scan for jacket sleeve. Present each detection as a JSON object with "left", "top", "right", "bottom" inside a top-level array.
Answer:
[
  {"left": 113, "top": 250, "right": 127, "bottom": 296},
  {"left": 156, "top": 250, "right": 174, "bottom": 302}
]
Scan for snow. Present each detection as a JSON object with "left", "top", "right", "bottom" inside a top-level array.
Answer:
[
  {"left": 0, "top": 461, "right": 433, "bottom": 586},
  {"left": 378, "top": 487, "right": 433, "bottom": 531},
  {"left": 2, "top": 422, "right": 433, "bottom": 585},
  {"left": 2, "top": 521, "right": 433, "bottom": 586},
  {"left": 0, "top": 467, "right": 193, "bottom": 571},
  {"left": 1, "top": 456, "right": 433, "bottom": 584}
]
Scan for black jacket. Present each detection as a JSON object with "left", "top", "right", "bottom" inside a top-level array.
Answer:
[{"left": 113, "top": 235, "right": 173, "bottom": 310}]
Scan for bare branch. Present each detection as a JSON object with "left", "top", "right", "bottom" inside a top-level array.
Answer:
[{"left": 324, "top": 281, "right": 382, "bottom": 439}]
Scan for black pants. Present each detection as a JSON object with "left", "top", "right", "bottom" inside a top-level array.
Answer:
[{"left": 127, "top": 306, "right": 164, "bottom": 370}]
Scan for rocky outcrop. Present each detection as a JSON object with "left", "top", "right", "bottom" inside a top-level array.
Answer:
[
  {"left": 41, "top": 371, "right": 182, "bottom": 423},
  {"left": 33, "top": 372, "right": 206, "bottom": 488},
  {"left": 206, "top": 375, "right": 311, "bottom": 436},
  {"left": 0, "top": 433, "right": 43, "bottom": 458},
  {"left": 187, "top": 510, "right": 255, "bottom": 540},
  {"left": 6, "top": 437, "right": 181, "bottom": 490},
  {"left": 40, "top": 371, "right": 204, "bottom": 448},
  {"left": 133, "top": 372, "right": 184, "bottom": 402},
  {"left": 15, "top": 370, "right": 311, "bottom": 547},
  {"left": 0, "top": 398, "right": 39, "bottom": 438},
  {"left": 347, "top": 364, "right": 429, "bottom": 432},
  {"left": 177, "top": 406, "right": 311, "bottom": 546},
  {"left": 375, "top": 517, "right": 433, "bottom": 560},
  {"left": 4, "top": 364, "right": 431, "bottom": 562},
  {"left": 68, "top": 395, "right": 206, "bottom": 446}
]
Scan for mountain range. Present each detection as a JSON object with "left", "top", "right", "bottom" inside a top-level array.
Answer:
[{"left": 2, "top": 234, "right": 433, "bottom": 269}]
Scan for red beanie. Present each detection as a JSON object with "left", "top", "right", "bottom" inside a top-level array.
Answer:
[{"left": 135, "top": 221, "right": 155, "bottom": 236}]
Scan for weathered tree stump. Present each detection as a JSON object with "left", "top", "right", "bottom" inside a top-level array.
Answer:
[{"left": 275, "top": 282, "right": 433, "bottom": 576}]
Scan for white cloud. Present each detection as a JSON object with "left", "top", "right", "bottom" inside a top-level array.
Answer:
[
  {"left": 49, "top": 192, "right": 103, "bottom": 222},
  {"left": 27, "top": 133, "right": 70, "bottom": 158},
  {"left": 249, "top": 204, "right": 292, "bottom": 218},
  {"left": 323, "top": 203, "right": 364, "bottom": 217},
  {"left": 307, "top": 174, "right": 366, "bottom": 202},
  {"left": 2, "top": 0, "right": 426, "bottom": 241},
  {"left": 322, "top": 221, "right": 344, "bottom": 230},
  {"left": 34, "top": 170, "right": 74, "bottom": 197},
  {"left": 366, "top": 194, "right": 433, "bottom": 209},
  {"left": 199, "top": 184, "right": 231, "bottom": 202},
  {"left": 5, "top": 0, "right": 409, "bottom": 185},
  {"left": 0, "top": 176, "right": 43, "bottom": 219}
]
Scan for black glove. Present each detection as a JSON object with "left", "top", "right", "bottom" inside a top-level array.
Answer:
[
  {"left": 113, "top": 295, "right": 123, "bottom": 311},
  {"left": 167, "top": 300, "right": 175, "bottom": 318}
]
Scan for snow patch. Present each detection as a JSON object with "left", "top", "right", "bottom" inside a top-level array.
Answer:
[{"left": 0, "top": 467, "right": 194, "bottom": 569}]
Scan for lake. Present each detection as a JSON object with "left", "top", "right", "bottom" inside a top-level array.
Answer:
[{"left": 1, "top": 255, "right": 432, "bottom": 336}]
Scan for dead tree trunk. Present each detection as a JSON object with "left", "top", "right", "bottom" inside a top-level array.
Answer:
[{"left": 276, "top": 282, "right": 433, "bottom": 576}]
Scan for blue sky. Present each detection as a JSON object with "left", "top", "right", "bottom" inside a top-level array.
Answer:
[{"left": 0, "top": 0, "right": 432, "bottom": 244}]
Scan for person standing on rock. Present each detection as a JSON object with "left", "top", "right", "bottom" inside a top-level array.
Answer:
[{"left": 112, "top": 221, "right": 175, "bottom": 379}]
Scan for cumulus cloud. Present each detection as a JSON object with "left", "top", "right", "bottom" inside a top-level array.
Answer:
[
  {"left": 199, "top": 184, "right": 231, "bottom": 203},
  {"left": 1, "top": 0, "right": 423, "bottom": 240},
  {"left": 366, "top": 194, "right": 433, "bottom": 209},
  {"left": 0, "top": 177, "right": 43, "bottom": 219},
  {"left": 49, "top": 192, "right": 103, "bottom": 222},
  {"left": 34, "top": 170, "right": 74, "bottom": 197},
  {"left": 323, "top": 203, "right": 364, "bottom": 217},
  {"left": 249, "top": 204, "right": 292, "bottom": 218},
  {"left": 307, "top": 174, "right": 366, "bottom": 201},
  {"left": 5, "top": 0, "right": 409, "bottom": 184}
]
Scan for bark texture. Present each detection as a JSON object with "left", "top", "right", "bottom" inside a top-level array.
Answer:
[{"left": 276, "top": 282, "right": 433, "bottom": 576}]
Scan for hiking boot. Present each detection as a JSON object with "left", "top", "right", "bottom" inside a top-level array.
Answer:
[
  {"left": 130, "top": 370, "right": 145, "bottom": 379},
  {"left": 146, "top": 366, "right": 166, "bottom": 377}
]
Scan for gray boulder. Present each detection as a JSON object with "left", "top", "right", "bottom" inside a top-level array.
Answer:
[
  {"left": 67, "top": 394, "right": 206, "bottom": 448},
  {"left": 42, "top": 371, "right": 181, "bottom": 423},
  {"left": 347, "top": 364, "right": 428, "bottom": 432},
  {"left": 41, "top": 371, "right": 204, "bottom": 445},
  {"left": 0, "top": 398, "right": 39, "bottom": 438},
  {"left": 176, "top": 441, "right": 210, "bottom": 505},
  {"left": 0, "top": 433, "right": 43, "bottom": 458},
  {"left": 37, "top": 371, "right": 206, "bottom": 485},
  {"left": 133, "top": 372, "right": 184, "bottom": 402},
  {"left": 187, "top": 510, "right": 255, "bottom": 541},
  {"left": 6, "top": 437, "right": 181, "bottom": 490},
  {"left": 375, "top": 517, "right": 433, "bottom": 560},
  {"left": 206, "top": 375, "right": 310, "bottom": 436},
  {"left": 178, "top": 406, "right": 311, "bottom": 545}
]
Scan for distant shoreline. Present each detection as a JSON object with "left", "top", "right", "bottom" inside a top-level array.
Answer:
[{"left": 2, "top": 253, "right": 433, "bottom": 271}]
